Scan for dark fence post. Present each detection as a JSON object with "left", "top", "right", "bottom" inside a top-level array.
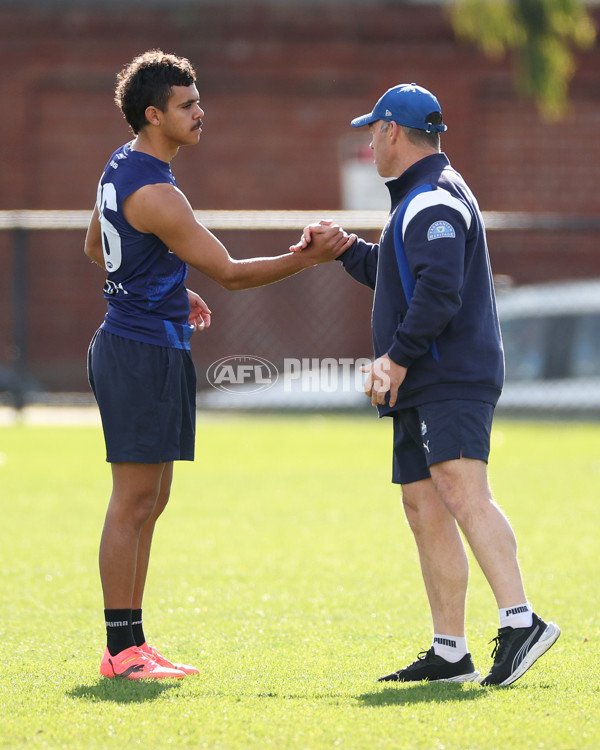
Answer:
[{"left": 11, "top": 227, "right": 28, "bottom": 410}]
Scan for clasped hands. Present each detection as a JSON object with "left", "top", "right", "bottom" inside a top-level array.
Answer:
[
  {"left": 289, "top": 219, "right": 356, "bottom": 262},
  {"left": 291, "top": 220, "right": 407, "bottom": 407}
]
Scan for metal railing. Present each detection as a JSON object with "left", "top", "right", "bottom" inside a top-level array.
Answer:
[{"left": 2, "top": 209, "right": 600, "bottom": 411}]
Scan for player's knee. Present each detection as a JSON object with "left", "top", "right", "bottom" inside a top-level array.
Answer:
[
  {"left": 113, "top": 490, "right": 161, "bottom": 528},
  {"left": 402, "top": 484, "right": 447, "bottom": 534},
  {"left": 149, "top": 490, "right": 171, "bottom": 522}
]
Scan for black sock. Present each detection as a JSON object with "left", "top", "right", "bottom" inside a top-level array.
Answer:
[
  {"left": 131, "top": 608, "right": 146, "bottom": 647},
  {"left": 105, "top": 608, "right": 135, "bottom": 656}
]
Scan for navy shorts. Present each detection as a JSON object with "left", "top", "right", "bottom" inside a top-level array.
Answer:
[
  {"left": 392, "top": 399, "right": 494, "bottom": 485},
  {"left": 87, "top": 329, "right": 196, "bottom": 463}
]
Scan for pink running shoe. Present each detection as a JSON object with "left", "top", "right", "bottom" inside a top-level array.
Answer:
[
  {"left": 100, "top": 645, "right": 186, "bottom": 679},
  {"left": 140, "top": 643, "right": 199, "bottom": 675}
]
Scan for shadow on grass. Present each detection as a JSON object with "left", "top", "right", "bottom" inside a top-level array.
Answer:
[
  {"left": 359, "top": 682, "right": 485, "bottom": 706},
  {"left": 67, "top": 679, "right": 182, "bottom": 704}
]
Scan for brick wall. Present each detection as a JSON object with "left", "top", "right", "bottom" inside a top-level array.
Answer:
[{"left": 1, "top": 2, "right": 599, "bottom": 391}]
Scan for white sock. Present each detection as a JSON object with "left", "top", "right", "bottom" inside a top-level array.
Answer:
[
  {"left": 432, "top": 634, "right": 468, "bottom": 663},
  {"left": 499, "top": 602, "right": 533, "bottom": 629}
]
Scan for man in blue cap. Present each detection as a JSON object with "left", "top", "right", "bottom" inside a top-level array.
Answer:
[{"left": 295, "top": 83, "right": 559, "bottom": 686}]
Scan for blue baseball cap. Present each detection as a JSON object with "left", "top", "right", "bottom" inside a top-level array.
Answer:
[{"left": 350, "top": 83, "right": 447, "bottom": 132}]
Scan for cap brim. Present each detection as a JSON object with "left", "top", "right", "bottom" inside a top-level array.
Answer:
[{"left": 350, "top": 112, "right": 377, "bottom": 128}]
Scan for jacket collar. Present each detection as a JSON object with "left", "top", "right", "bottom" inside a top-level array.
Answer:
[{"left": 385, "top": 152, "right": 450, "bottom": 207}]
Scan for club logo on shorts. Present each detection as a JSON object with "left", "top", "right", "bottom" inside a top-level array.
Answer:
[
  {"left": 421, "top": 420, "right": 428, "bottom": 436},
  {"left": 427, "top": 220, "right": 455, "bottom": 240}
]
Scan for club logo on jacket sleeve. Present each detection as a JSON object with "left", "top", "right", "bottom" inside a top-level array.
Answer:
[{"left": 427, "top": 220, "right": 456, "bottom": 240}]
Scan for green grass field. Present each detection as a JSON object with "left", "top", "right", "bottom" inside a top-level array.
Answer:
[{"left": 0, "top": 414, "right": 598, "bottom": 749}]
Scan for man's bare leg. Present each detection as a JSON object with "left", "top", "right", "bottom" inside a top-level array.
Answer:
[
  {"left": 132, "top": 462, "right": 174, "bottom": 609},
  {"left": 402, "top": 478, "right": 469, "bottom": 636},
  {"left": 99, "top": 462, "right": 168, "bottom": 609},
  {"left": 429, "top": 457, "right": 527, "bottom": 609}
]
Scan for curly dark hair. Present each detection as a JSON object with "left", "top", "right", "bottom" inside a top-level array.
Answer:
[{"left": 114, "top": 50, "right": 197, "bottom": 134}]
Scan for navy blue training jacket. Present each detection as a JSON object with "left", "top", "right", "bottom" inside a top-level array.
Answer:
[{"left": 338, "top": 152, "right": 504, "bottom": 416}]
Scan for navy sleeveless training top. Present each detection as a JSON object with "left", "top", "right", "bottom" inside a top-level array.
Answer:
[{"left": 96, "top": 141, "right": 193, "bottom": 350}]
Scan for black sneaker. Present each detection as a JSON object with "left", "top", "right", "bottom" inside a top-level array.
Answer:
[
  {"left": 377, "top": 648, "right": 480, "bottom": 683},
  {"left": 480, "top": 612, "right": 560, "bottom": 687}
]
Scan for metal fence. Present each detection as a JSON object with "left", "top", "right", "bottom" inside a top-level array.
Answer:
[{"left": 2, "top": 210, "right": 600, "bottom": 416}]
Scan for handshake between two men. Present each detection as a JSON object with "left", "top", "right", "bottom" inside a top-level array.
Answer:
[{"left": 290, "top": 219, "right": 406, "bottom": 410}]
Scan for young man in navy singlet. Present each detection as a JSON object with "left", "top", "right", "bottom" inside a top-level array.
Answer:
[{"left": 85, "top": 50, "right": 354, "bottom": 679}]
